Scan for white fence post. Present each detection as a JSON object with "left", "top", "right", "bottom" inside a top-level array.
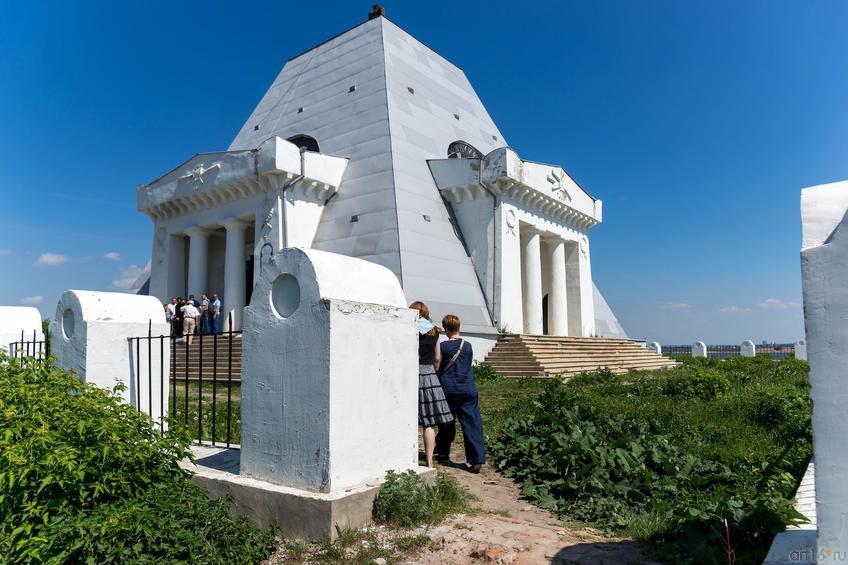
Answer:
[
  {"left": 794, "top": 339, "right": 807, "bottom": 361},
  {"left": 49, "top": 290, "right": 170, "bottom": 424},
  {"left": 691, "top": 341, "right": 707, "bottom": 357},
  {"left": 800, "top": 180, "right": 848, "bottom": 559},
  {"left": 741, "top": 340, "right": 756, "bottom": 357}
]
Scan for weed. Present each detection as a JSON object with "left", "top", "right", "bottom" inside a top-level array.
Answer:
[
  {"left": 473, "top": 362, "right": 501, "bottom": 383},
  {"left": 373, "top": 471, "right": 469, "bottom": 527}
]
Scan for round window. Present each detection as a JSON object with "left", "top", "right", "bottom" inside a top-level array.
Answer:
[
  {"left": 62, "top": 308, "right": 75, "bottom": 339},
  {"left": 271, "top": 273, "right": 300, "bottom": 318}
]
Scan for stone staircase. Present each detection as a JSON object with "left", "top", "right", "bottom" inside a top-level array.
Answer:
[
  {"left": 171, "top": 335, "right": 243, "bottom": 381},
  {"left": 483, "top": 335, "right": 678, "bottom": 377}
]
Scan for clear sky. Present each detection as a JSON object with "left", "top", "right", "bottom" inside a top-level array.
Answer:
[{"left": 1, "top": 1, "right": 846, "bottom": 344}]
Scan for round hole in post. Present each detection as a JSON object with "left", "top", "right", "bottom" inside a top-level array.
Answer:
[
  {"left": 62, "top": 308, "right": 75, "bottom": 339},
  {"left": 271, "top": 273, "right": 301, "bottom": 318}
]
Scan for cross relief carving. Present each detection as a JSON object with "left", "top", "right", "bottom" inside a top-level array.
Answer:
[{"left": 179, "top": 163, "right": 221, "bottom": 184}]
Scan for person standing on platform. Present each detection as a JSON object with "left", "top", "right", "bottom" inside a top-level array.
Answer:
[
  {"left": 211, "top": 293, "right": 222, "bottom": 334},
  {"left": 435, "top": 314, "right": 486, "bottom": 473},
  {"left": 167, "top": 297, "right": 178, "bottom": 336},
  {"left": 200, "top": 293, "right": 211, "bottom": 335},
  {"left": 181, "top": 300, "right": 200, "bottom": 345}
]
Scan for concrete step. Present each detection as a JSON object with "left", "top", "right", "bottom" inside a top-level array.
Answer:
[{"left": 484, "top": 334, "right": 678, "bottom": 378}]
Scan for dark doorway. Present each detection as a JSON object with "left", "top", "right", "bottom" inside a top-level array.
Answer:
[
  {"left": 245, "top": 256, "right": 254, "bottom": 306},
  {"left": 542, "top": 294, "right": 549, "bottom": 335}
]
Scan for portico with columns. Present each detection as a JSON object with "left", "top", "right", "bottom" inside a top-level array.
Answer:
[
  {"left": 429, "top": 147, "right": 601, "bottom": 337},
  {"left": 138, "top": 136, "right": 348, "bottom": 330}
]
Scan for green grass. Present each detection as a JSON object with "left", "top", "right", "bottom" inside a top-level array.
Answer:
[
  {"left": 477, "top": 375, "right": 547, "bottom": 437},
  {"left": 168, "top": 381, "right": 241, "bottom": 444}
]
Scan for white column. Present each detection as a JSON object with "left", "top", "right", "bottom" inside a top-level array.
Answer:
[
  {"left": 521, "top": 227, "right": 543, "bottom": 335},
  {"left": 166, "top": 233, "right": 187, "bottom": 299},
  {"left": 186, "top": 227, "right": 209, "bottom": 298},
  {"left": 547, "top": 237, "right": 568, "bottom": 336},
  {"left": 223, "top": 219, "right": 247, "bottom": 331}
]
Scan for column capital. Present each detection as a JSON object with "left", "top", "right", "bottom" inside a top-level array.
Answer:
[
  {"left": 220, "top": 217, "right": 250, "bottom": 230},
  {"left": 185, "top": 226, "right": 211, "bottom": 237},
  {"left": 520, "top": 225, "right": 543, "bottom": 238}
]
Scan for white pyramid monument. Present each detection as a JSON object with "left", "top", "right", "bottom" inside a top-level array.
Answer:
[{"left": 137, "top": 11, "right": 627, "bottom": 352}]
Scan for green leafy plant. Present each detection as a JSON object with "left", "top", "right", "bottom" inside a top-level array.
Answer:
[
  {"left": 473, "top": 362, "right": 501, "bottom": 383},
  {"left": 663, "top": 367, "right": 731, "bottom": 400},
  {"left": 569, "top": 367, "right": 618, "bottom": 386},
  {"left": 0, "top": 354, "right": 276, "bottom": 563},
  {"left": 372, "top": 470, "right": 469, "bottom": 528},
  {"left": 489, "top": 357, "right": 812, "bottom": 564}
]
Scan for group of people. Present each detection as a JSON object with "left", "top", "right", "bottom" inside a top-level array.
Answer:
[
  {"left": 164, "top": 293, "right": 222, "bottom": 345},
  {"left": 411, "top": 301, "right": 485, "bottom": 473}
]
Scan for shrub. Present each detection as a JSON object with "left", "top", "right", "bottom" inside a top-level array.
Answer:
[
  {"left": 751, "top": 390, "right": 811, "bottom": 437},
  {"left": 663, "top": 367, "right": 730, "bottom": 400},
  {"left": 372, "top": 470, "right": 468, "bottom": 527},
  {"left": 569, "top": 367, "right": 618, "bottom": 386},
  {"left": 490, "top": 357, "right": 812, "bottom": 564},
  {"left": 0, "top": 354, "right": 276, "bottom": 563},
  {"left": 473, "top": 362, "right": 500, "bottom": 383}
]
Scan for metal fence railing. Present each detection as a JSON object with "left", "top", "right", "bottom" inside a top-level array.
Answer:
[
  {"left": 8, "top": 329, "right": 48, "bottom": 361},
  {"left": 127, "top": 314, "right": 242, "bottom": 447},
  {"left": 662, "top": 343, "right": 796, "bottom": 360}
]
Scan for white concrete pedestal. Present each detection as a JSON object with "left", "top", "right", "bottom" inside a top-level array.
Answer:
[{"left": 185, "top": 445, "right": 435, "bottom": 540}]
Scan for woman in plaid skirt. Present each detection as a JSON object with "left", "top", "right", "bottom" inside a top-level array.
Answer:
[{"left": 410, "top": 301, "right": 454, "bottom": 467}]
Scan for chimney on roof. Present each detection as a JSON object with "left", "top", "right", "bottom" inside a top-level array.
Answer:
[{"left": 368, "top": 4, "right": 385, "bottom": 19}]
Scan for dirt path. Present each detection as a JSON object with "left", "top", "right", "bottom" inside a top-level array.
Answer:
[{"left": 411, "top": 442, "right": 657, "bottom": 564}]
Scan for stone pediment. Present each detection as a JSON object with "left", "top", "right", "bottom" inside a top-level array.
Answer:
[
  {"left": 428, "top": 147, "right": 602, "bottom": 230},
  {"left": 137, "top": 137, "right": 349, "bottom": 221}
]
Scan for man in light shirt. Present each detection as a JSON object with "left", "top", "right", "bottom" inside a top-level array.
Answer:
[{"left": 181, "top": 300, "right": 200, "bottom": 345}]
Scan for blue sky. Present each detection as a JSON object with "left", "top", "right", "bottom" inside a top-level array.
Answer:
[{"left": 1, "top": 1, "right": 846, "bottom": 343}]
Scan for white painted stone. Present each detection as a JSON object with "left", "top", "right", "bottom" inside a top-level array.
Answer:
[
  {"left": 0, "top": 306, "right": 44, "bottom": 356},
  {"left": 692, "top": 341, "right": 707, "bottom": 357},
  {"left": 648, "top": 342, "right": 662, "bottom": 355},
  {"left": 801, "top": 179, "right": 848, "bottom": 562},
  {"left": 795, "top": 339, "right": 808, "bottom": 361},
  {"left": 240, "top": 247, "right": 418, "bottom": 494},
  {"left": 741, "top": 339, "right": 756, "bottom": 357},
  {"left": 49, "top": 290, "right": 170, "bottom": 423}
]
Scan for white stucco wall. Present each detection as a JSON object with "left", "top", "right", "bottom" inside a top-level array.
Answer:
[
  {"left": 49, "top": 290, "right": 170, "bottom": 423},
  {"left": 0, "top": 306, "right": 44, "bottom": 355},
  {"left": 801, "top": 179, "right": 848, "bottom": 561},
  {"left": 240, "top": 247, "right": 418, "bottom": 493}
]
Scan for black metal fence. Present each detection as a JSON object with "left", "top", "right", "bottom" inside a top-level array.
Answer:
[
  {"left": 127, "top": 315, "right": 242, "bottom": 447},
  {"left": 8, "top": 329, "right": 48, "bottom": 361},
  {"left": 662, "top": 343, "right": 796, "bottom": 360}
]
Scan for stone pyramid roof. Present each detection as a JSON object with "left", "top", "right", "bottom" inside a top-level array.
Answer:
[{"left": 229, "top": 16, "right": 504, "bottom": 330}]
